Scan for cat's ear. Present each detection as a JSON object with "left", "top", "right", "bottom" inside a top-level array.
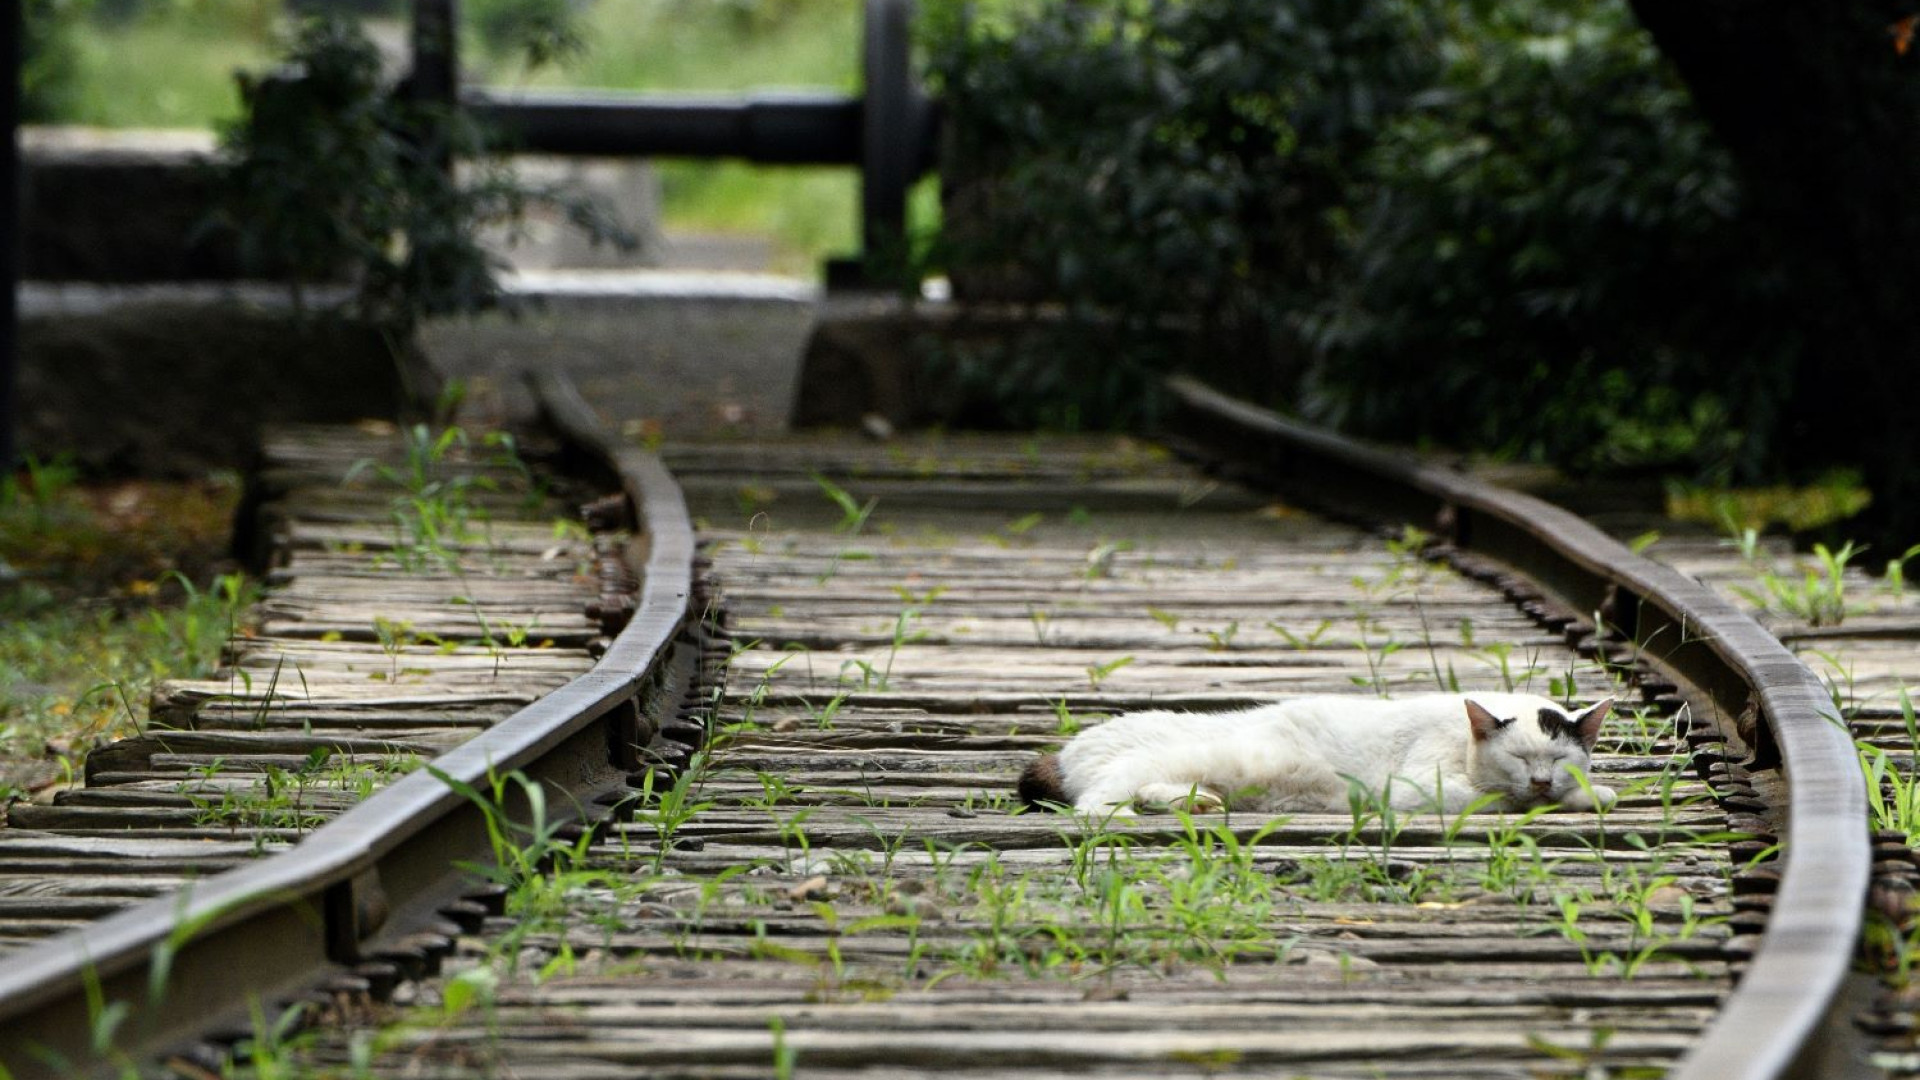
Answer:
[
  {"left": 1571, "top": 698, "right": 1614, "bottom": 750},
  {"left": 1465, "top": 699, "right": 1507, "bottom": 743}
]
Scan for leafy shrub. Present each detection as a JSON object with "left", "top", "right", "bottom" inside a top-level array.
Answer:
[
  {"left": 212, "top": 15, "right": 628, "bottom": 326},
  {"left": 928, "top": 0, "right": 1785, "bottom": 475},
  {"left": 212, "top": 17, "right": 506, "bottom": 322},
  {"left": 926, "top": 0, "right": 1438, "bottom": 413},
  {"left": 1301, "top": 1, "right": 1781, "bottom": 475}
]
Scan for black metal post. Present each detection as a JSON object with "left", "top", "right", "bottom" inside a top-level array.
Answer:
[
  {"left": 862, "top": 0, "right": 913, "bottom": 263},
  {"left": 1, "top": 2, "right": 18, "bottom": 473}
]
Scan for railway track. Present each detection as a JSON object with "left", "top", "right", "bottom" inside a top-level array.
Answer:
[
  {"left": 0, "top": 376, "right": 1869, "bottom": 1078},
  {"left": 1631, "top": 523, "right": 1920, "bottom": 1075}
]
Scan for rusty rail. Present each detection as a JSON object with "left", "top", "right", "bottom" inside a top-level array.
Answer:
[{"left": 1162, "top": 374, "right": 1867, "bottom": 1080}]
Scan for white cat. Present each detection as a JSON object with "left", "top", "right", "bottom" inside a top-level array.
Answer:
[{"left": 1018, "top": 693, "right": 1616, "bottom": 816}]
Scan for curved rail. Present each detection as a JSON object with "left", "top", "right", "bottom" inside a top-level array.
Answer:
[
  {"left": 1162, "top": 374, "right": 1866, "bottom": 1080},
  {"left": 0, "top": 376, "right": 693, "bottom": 1077}
]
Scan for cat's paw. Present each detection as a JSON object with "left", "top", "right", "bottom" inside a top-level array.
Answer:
[
  {"left": 1177, "top": 789, "right": 1226, "bottom": 813},
  {"left": 1563, "top": 784, "right": 1618, "bottom": 812}
]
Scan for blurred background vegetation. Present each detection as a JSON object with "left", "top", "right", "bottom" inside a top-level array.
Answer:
[
  {"left": 918, "top": 0, "right": 1920, "bottom": 549},
  {"left": 924, "top": 0, "right": 1781, "bottom": 483},
  {"left": 22, "top": 0, "right": 867, "bottom": 271},
  {"left": 20, "top": 0, "right": 1909, "bottom": 538}
]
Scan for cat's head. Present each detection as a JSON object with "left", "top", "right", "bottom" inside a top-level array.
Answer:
[{"left": 1464, "top": 695, "right": 1613, "bottom": 807}]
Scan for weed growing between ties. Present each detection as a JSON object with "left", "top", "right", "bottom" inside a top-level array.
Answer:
[
  {"left": 625, "top": 740, "right": 1726, "bottom": 996},
  {"left": 0, "top": 460, "right": 250, "bottom": 808},
  {"left": 180, "top": 750, "right": 421, "bottom": 844},
  {"left": 1727, "top": 533, "right": 1860, "bottom": 628},
  {"left": 243, "top": 712, "right": 1742, "bottom": 1073},
  {"left": 1854, "top": 691, "right": 1920, "bottom": 850},
  {"left": 1839, "top": 688, "right": 1920, "bottom": 995},
  {"left": 346, "top": 423, "right": 546, "bottom": 574},
  {"left": 1714, "top": 511, "right": 1920, "bottom": 628}
]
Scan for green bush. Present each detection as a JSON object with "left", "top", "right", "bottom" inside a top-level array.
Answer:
[
  {"left": 929, "top": 0, "right": 1784, "bottom": 475},
  {"left": 926, "top": 0, "right": 1438, "bottom": 417},
  {"left": 213, "top": 17, "right": 508, "bottom": 322},
  {"left": 1302, "top": 1, "right": 1779, "bottom": 475},
  {"left": 213, "top": 15, "right": 630, "bottom": 327}
]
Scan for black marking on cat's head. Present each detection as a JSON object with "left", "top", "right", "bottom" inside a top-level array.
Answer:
[
  {"left": 1536, "top": 700, "right": 1614, "bottom": 751},
  {"left": 1465, "top": 699, "right": 1516, "bottom": 743},
  {"left": 1537, "top": 707, "right": 1579, "bottom": 742}
]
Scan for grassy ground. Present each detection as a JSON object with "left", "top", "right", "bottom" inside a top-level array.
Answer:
[
  {"left": 470, "top": 1, "right": 860, "bottom": 93},
  {"left": 43, "top": 0, "right": 874, "bottom": 272},
  {"left": 0, "top": 461, "right": 249, "bottom": 809},
  {"left": 55, "top": 8, "right": 276, "bottom": 129}
]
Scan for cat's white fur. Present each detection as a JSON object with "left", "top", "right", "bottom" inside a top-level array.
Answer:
[{"left": 1021, "top": 692, "right": 1615, "bottom": 816}]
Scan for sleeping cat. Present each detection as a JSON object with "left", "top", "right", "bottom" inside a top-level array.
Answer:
[{"left": 1018, "top": 692, "right": 1615, "bottom": 816}]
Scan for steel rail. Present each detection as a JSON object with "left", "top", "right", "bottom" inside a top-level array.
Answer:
[
  {"left": 1162, "top": 374, "right": 1866, "bottom": 1080},
  {"left": 0, "top": 375, "right": 693, "bottom": 1078}
]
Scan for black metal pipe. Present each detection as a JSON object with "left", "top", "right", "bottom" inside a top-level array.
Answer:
[{"left": 467, "top": 90, "right": 868, "bottom": 166}]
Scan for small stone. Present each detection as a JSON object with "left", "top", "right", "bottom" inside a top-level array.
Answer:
[
  {"left": 1646, "top": 885, "right": 1693, "bottom": 909},
  {"left": 787, "top": 875, "right": 831, "bottom": 902},
  {"left": 885, "top": 894, "right": 944, "bottom": 922}
]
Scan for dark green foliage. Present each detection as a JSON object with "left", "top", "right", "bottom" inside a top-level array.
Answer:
[
  {"left": 919, "top": 321, "right": 1189, "bottom": 432},
  {"left": 929, "top": 0, "right": 1786, "bottom": 476},
  {"left": 213, "top": 17, "right": 513, "bottom": 323},
  {"left": 1304, "top": 2, "right": 1780, "bottom": 474},
  {"left": 927, "top": 0, "right": 1438, "bottom": 413}
]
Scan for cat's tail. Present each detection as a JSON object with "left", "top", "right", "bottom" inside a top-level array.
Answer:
[{"left": 1018, "top": 753, "right": 1070, "bottom": 808}]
